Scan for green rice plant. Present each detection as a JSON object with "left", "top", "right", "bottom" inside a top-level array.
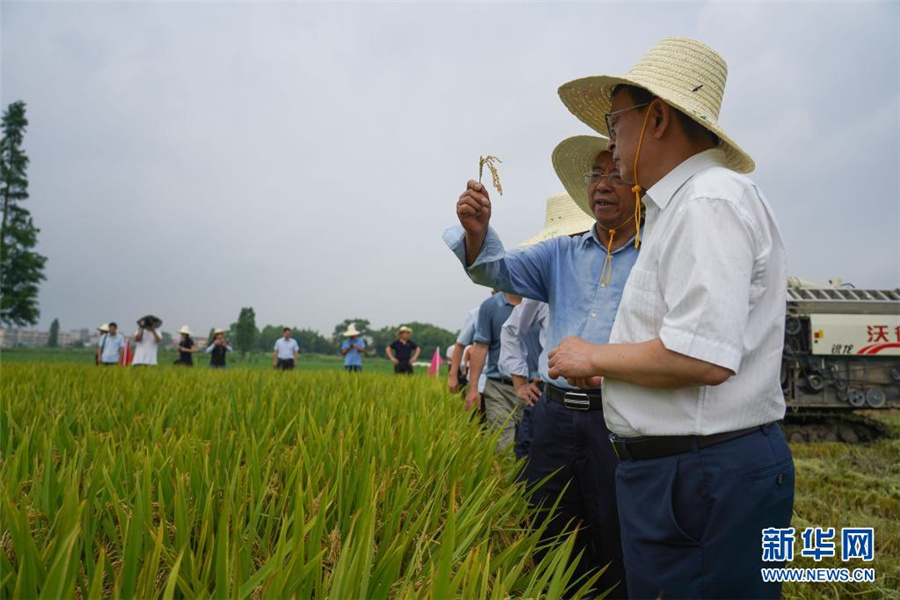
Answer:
[{"left": 0, "top": 364, "right": 603, "bottom": 598}]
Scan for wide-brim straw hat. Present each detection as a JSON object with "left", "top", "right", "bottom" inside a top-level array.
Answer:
[
  {"left": 98, "top": 323, "right": 109, "bottom": 333},
  {"left": 213, "top": 328, "right": 227, "bottom": 336},
  {"left": 343, "top": 324, "right": 361, "bottom": 337},
  {"left": 397, "top": 326, "right": 413, "bottom": 336},
  {"left": 551, "top": 135, "right": 613, "bottom": 220},
  {"left": 557, "top": 37, "right": 754, "bottom": 174},
  {"left": 519, "top": 192, "right": 597, "bottom": 247},
  {"left": 178, "top": 325, "right": 192, "bottom": 335}
]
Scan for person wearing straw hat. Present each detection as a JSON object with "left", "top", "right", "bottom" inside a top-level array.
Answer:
[
  {"left": 445, "top": 134, "right": 638, "bottom": 598},
  {"left": 549, "top": 37, "right": 792, "bottom": 599},
  {"left": 174, "top": 326, "right": 196, "bottom": 366},
  {"left": 94, "top": 323, "right": 109, "bottom": 365},
  {"left": 386, "top": 326, "right": 420, "bottom": 375},
  {"left": 132, "top": 315, "right": 162, "bottom": 367},
  {"left": 341, "top": 323, "right": 367, "bottom": 373},
  {"left": 206, "top": 328, "right": 232, "bottom": 369},
  {"left": 273, "top": 327, "right": 300, "bottom": 370},
  {"left": 97, "top": 322, "right": 126, "bottom": 366}
]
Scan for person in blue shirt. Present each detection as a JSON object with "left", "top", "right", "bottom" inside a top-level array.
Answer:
[
  {"left": 341, "top": 324, "right": 366, "bottom": 372},
  {"left": 444, "top": 135, "right": 639, "bottom": 598},
  {"left": 465, "top": 291, "right": 523, "bottom": 452},
  {"left": 97, "top": 322, "right": 126, "bottom": 366}
]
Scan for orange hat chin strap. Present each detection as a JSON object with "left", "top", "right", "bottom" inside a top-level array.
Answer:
[
  {"left": 597, "top": 213, "right": 635, "bottom": 288},
  {"left": 630, "top": 105, "right": 653, "bottom": 249}
]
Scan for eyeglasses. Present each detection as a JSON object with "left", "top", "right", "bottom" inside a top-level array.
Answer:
[
  {"left": 604, "top": 101, "right": 651, "bottom": 139},
  {"left": 582, "top": 171, "right": 624, "bottom": 185}
]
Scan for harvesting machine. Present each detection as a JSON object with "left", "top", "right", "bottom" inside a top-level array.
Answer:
[{"left": 780, "top": 277, "right": 900, "bottom": 442}]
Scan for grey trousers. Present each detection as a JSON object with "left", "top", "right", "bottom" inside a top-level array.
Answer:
[{"left": 483, "top": 378, "right": 524, "bottom": 453}]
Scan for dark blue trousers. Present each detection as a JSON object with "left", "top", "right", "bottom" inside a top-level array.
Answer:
[
  {"left": 616, "top": 422, "right": 794, "bottom": 599},
  {"left": 514, "top": 404, "right": 534, "bottom": 461},
  {"left": 525, "top": 394, "right": 627, "bottom": 598}
]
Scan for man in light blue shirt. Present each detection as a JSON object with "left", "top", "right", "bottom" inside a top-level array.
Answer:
[
  {"left": 97, "top": 322, "right": 126, "bottom": 366},
  {"left": 340, "top": 324, "right": 366, "bottom": 372},
  {"left": 444, "top": 135, "right": 638, "bottom": 598}
]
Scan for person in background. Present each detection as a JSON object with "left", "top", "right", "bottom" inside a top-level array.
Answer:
[
  {"left": 273, "top": 327, "right": 300, "bottom": 370},
  {"left": 97, "top": 322, "right": 126, "bottom": 366},
  {"left": 341, "top": 323, "right": 366, "bottom": 372},
  {"left": 448, "top": 304, "right": 480, "bottom": 394},
  {"left": 132, "top": 315, "right": 162, "bottom": 367},
  {"left": 386, "top": 326, "right": 420, "bottom": 375},
  {"left": 466, "top": 291, "right": 523, "bottom": 452},
  {"left": 500, "top": 298, "right": 545, "bottom": 461},
  {"left": 206, "top": 329, "right": 232, "bottom": 369},
  {"left": 175, "top": 325, "right": 196, "bottom": 366},
  {"left": 95, "top": 323, "right": 109, "bottom": 365}
]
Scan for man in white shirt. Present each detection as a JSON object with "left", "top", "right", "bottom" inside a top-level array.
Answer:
[
  {"left": 132, "top": 316, "right": 162, "bottom": 366},
  {"left": 550, "top": 38, "right": 794, "bottom": 599},
  {"left": 273, "top": 328, "right": 300, "bottom": 370}
]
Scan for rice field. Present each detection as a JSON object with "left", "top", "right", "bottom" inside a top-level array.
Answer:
[
  {"left": 0, "top": 364, "right": 596, "bottom": 599},
  {"left": 1, "top": 362, "right": 898, "bottom": 598}
]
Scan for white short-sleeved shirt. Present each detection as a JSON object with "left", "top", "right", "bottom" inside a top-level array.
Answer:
[
  {"left": 132, "top": 328, "right": 160, "bottom": 365},
  {"left": 603, "top": 149, "right": 787, "bottom": 437},
  {"left": 499, "top": 298, "right": 549, "bottom": 380},
  {"left": 274, "top": 337, "right": 300, "bottom": 359}
]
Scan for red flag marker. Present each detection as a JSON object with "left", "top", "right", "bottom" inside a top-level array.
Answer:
[{"left": 428, "top": 346, "right": 444, "bottom": 377}]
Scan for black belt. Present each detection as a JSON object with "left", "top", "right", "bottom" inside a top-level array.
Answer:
[
  {"left": 610, "top": 424, "right": 767, "bottom": 461},
  {"left": 488, "top": 376, "right": 514, "bottom": 386},
  {"left": 547, "top": 384, "right": 603, "bottom": 411}
]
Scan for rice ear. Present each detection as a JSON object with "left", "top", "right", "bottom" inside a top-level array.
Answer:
[{"left": 478, "top": 155, "right": 503, "bottom": 196}]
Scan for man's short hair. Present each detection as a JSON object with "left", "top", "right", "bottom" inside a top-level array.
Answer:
[
  {"left": 109, "top": 322, "right": 117, "bottom": 328},
  {"left": 283, "top": 327, "right": 291, "bottom": 332},
  {"left": 612, "top": 84, "right": 720, "bottom": 146}
]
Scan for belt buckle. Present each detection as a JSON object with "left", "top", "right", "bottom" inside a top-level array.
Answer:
[{"left": 563, "top": 391, "right": 591, "bottom": 411}]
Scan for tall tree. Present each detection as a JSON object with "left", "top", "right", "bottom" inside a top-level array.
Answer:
[
  {"left": 47, "top": 318, "right": 59, "bottom": 347},
  {"left": 234, "top": 307, "right": 258, "bottom": 356},
  {"left": 1, "top": 101, "right": 46, "bottom": 326}
]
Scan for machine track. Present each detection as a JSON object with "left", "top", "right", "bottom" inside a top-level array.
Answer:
[{"left": 780, "top": 411, "right": 892, "bottom": 444}]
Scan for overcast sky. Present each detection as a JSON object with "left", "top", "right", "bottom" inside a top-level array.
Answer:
[{"left": 3, "top": 1, "right": 898, "bottom": 338}]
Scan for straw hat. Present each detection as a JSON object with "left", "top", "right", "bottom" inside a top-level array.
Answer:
[
  {"left": 213, "top": 328, "right": 227, "bottom": 336},
  {"left": 343, "top": 324, "right": 361, "bottom": 337},
  {"left": 98, "top": 323, "right": 109, "bottom": 333},
  {"left": 178, "top": 325, "right": 192, "bottom": 335},
  {"left": 519, "top": 192, "right": 597, "bottom": 247},
  {"left": 551, "top": 135, "right": 613, "bottom": 220},
  {"left": 397, "top": 326, "right": 413, "bottom": 336},
  {"left": 557, "top": 37, "right": 754, "bottom": 173}
]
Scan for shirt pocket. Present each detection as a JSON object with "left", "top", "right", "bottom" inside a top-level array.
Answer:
[{"left": 621, "top": 267, "right": 665, "bottom": 335}]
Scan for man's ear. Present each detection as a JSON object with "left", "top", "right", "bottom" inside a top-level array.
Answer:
[{"left": 651, "top": 100, "right": 673, "bottom": 140}]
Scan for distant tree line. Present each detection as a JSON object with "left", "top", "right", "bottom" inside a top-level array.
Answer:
[{"left": 222, "top": 309, "right": 458, "bottom": 358}]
